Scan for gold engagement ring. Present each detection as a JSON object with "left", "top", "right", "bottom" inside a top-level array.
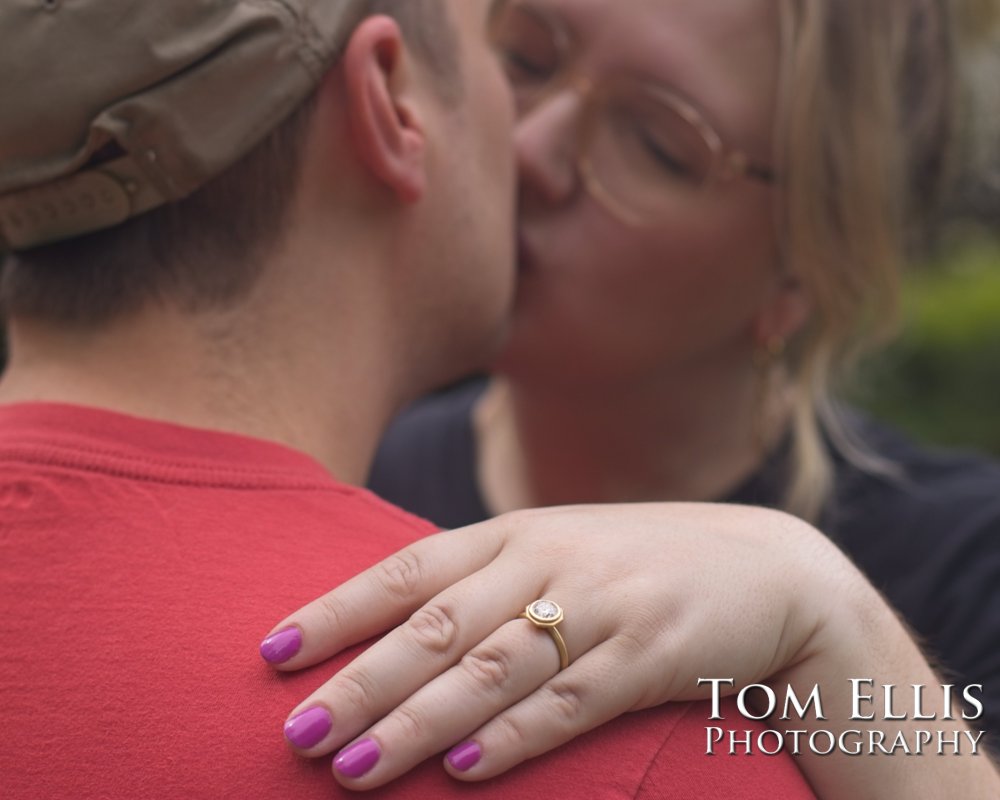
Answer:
[{"left": 518, "top": 599, "right": 569, "bottom": 671}]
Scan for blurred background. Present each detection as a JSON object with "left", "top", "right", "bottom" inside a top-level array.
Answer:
[
  {"left": 851, "top": 8, "right": 999, "bottom": 457},
  {"left": 851, "top": 227, "right": 1000, "bottom": 456}
]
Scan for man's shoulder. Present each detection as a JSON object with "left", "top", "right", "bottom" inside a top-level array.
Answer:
[
  {"left": 0, "top": 406, "right": 444, "bottom": 800},
  {"left": 0, "top": 400, "right": 438, "bottom": 558}
]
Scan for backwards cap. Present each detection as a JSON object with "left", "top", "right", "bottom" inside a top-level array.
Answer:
[{"left": 0, "top": 0, "right": 369, "bottom": 250}]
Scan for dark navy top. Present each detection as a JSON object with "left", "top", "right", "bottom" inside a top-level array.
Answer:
[{"left": 370, "top": 378, "right": 1000, "bottom": 737}]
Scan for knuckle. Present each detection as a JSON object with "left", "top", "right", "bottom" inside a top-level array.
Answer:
[
  {"left": 491, "top": 711, "right": 532, "bottom": 750},
  {"left": 612, "top": 626, "right": 654, "bottom": 658},
  {"left": 613, "top": 606, "right": 679, "bottom": 661},
  {"left": 334, "top": 668, "right": 380, "bottom": 713},
  {"left": 405, "top": 602, "right": 460, "bottom": 656},
  {"left": 539, "top": 680, "right": 587, "bottom": 726},
  {"left": 374, "top": 550, "right": 425, "bottom": 603},
  {"left": 459, "top": 644, "right": 516, "bottom": 693},
  {"left": 391, "top": 703, "right": 429, "bottom": 741},
  {"left": 316, "top": 594, "right": 349, "bottom": 635}
]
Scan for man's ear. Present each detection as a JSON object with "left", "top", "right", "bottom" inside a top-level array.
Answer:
[
  {"left": 339, "top": 16, "right": 428, "bottom": 203},
  {"left": 752, "top": 272, "right": 812, "bottom": 347}
]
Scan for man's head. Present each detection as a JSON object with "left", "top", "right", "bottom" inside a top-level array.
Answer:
[{"left": 0, "top": 0, "right": 515, "bottom": 393}]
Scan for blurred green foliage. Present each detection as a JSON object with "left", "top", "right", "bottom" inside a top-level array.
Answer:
[{"left": 850, "top": 228, "right": 1000, "bottom": 456}]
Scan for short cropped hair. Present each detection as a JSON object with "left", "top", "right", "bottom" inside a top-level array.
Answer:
[{"left": 1, "top": 0, "right": 460, "bottom": 327}]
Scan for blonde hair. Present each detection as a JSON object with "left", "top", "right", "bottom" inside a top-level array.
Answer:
[{"left": 774, "top": 0, "right": 956, "bottom": 521}]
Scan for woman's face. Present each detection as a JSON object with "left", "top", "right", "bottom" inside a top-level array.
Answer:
[{"left": 493, "top": 0, "right": 797, "bottom": 388}]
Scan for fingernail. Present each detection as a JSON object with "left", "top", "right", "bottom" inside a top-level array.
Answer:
[
  {"left": 446, "top": 741, "right": 482, "bottom": 772},
  {"left": 284, "top": 707, "right": 333, "bottom": 749},
  {"left": 259, "top": 627, "right": 302, "bottom": 664},
  {"left": 333, "top": 738, "right": 381, "bottom": 779}
]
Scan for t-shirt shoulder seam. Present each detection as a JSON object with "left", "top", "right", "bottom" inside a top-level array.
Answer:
[
  {"left": 0, "top": 443, "right": 437, "bottom": 537},
  {"left": 0, "top": 443, "right": 344, "bottom": 493},
  {"left": 632, "top": 702, "right": 696, "bottom": 798}
]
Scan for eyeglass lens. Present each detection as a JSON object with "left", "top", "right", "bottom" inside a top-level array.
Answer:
[{"left": 489, "top": 0, "right": 719, "bottom": 222}]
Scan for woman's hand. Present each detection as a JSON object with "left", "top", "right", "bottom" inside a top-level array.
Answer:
[{"left": 261, "top": 503, "right": 850, "bottom": 789}]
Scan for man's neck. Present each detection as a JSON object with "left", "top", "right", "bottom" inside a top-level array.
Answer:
[{"left": 0, "top": 288, "right": 401, "bottom": 485}]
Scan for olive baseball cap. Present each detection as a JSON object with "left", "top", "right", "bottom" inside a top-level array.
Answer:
[{"left": 0, "top": 0, "right": 369, "bottom": 251}]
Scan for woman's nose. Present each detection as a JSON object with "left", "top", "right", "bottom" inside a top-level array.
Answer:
[{"left": 515, "top": 89, "right": 586, "bottom": 209}]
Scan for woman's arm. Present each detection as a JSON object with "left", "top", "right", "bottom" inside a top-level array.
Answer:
[{"left": 262, "top": 503, "right": 999, "bottom": 795}]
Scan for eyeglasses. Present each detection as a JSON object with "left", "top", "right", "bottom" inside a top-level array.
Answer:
[{"left": 488, "top": 0, "right": 776, "bottom": 226}]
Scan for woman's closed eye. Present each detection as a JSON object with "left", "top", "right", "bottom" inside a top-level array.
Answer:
[
  {"left": 498, "top": 46, "right": 559, "bottom": 84},
  {"left": 607, "top": 109, "right": 699, "bottom": 183},
  {"left": 637, "top": 128, "right": 692, "bottom": 179}
]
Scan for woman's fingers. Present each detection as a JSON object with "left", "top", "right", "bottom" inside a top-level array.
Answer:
[
  {"left": 327, "top": 636, "right": 650, "bottom": 789},
  {"left": 280, "top": 561, "right": 575, "bottom": 758},
  {"left": 327, "top": 614, "right": 599, "bottom": 789},
  {"left": 262, "top": 524, "right": 507, "bottom": 670},
  {"left": 440, "top": 635, "right": 654, "bottom": 781}
]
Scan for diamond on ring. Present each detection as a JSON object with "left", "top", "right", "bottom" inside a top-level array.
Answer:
[{"left": 525, "top": 599, "right": 564, "bottom": 627}]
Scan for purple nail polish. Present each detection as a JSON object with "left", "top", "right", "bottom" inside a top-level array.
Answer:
[
  {"left": 333, "top": 738, "right": 381, "bottom": 779},
  {"left": 284, "top": 707, "right": 333, "bottom": 749},
  {"left": 446, "top": 741, "right": 482, "bottom": 772},
  {"left": 259, "top": 627, "right": 302, "bottom": 664}
]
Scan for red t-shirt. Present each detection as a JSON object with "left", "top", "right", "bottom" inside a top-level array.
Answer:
[{"left": 0, "top": 403, "right": 814, "bottom": 799}]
